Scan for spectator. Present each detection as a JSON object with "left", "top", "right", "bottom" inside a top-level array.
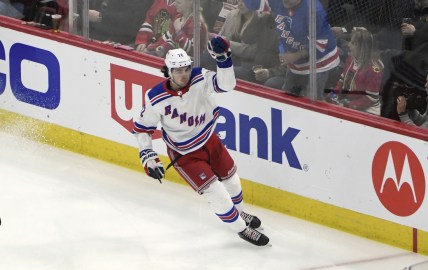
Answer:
[
  {"left": 326, "top": 0, "right": 415, "bottom": 52},
  {"left": 396, "top": 72, "right": 428, "bottom": 128},
  {"left": 254, "top": 63, "right": 287, "bottom": 89},
  {"left": 250, "top": 13, "right": 287, "bottom": 89},
  {"left": 416, "top": 0, "right": 428, "bottom": 22},
  {"left": 0, "top": 0, "right": 25, "bottom": 18},
  {"left": 201, "top": 0, "right": 237, "bottom": 34},
  {"left": 382, "top": 43, "right": 428, "bottom": 120},
  {"left": 327, "top": 1, "right": 368, "bottom": 33},
  {"left": 22, "top": 0, "right": 68, "bottom": 29},
  {"left": 87, "top": 0, "right": 154, "bottom": 45},
  {"left": 145, "top": 0, "right": 208, "bottom": 58},
  {"left": 218, "top": 1, "right": 279, "bottom": 82},
  {"left": 401, "top": 17, "right": 428, "bottom": 52},
  {"left": 244, "top": 0, "right": 340, "bottom": 100},
  {"left": 380, "top": 16, "right": 428, "bottom": 120},
  {"left": 134, "top": 0, "right": 177, "bottom": 53},
  {"left": 328, "top": 28, "right": 384, "bottom": 115}
]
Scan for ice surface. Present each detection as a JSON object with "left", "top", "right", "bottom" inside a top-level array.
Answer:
[{"left": 0, "top": 131, "right": 426, "bottom": 270}]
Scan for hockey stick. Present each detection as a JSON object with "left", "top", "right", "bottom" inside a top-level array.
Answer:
[
  {"left": 148, "top": 167, "right": 163, "bottom": 184},
  {"left": 165, "top": 154, "right": 183, "bottom": 172},
  {"left": 324, "top": 89, "right": 367, "bottom": 95}
]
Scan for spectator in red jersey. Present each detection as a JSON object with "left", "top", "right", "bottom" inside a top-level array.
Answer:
[
  {"left": 134, "top": 0, "right": 178, "bottom": 53},
  {"left": 144, "top": 0, "right": 208, "bottom": 58},
  {"left": 328, "top": 28, "right": 384, "bottom": 115}
]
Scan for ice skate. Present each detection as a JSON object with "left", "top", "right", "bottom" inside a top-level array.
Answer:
[
  {"left": 238, "top": 226, "right": 270, "bottom": 247},
  {"left": 240, "top": 211, "right": 261, "bottom": 229}
]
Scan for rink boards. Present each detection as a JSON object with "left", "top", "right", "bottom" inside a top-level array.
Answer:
[{"left": 1, "top": 16, "right": 428, "bottom": 254}]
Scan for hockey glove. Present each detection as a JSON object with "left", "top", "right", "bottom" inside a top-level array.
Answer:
[
  {"left": 140, "top": 149, "right": 165, "bottom": 183},
  {"left": 207, "top": 36, "right": 231, "bottom": 62}
]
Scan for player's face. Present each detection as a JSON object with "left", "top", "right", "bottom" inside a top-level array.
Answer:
[
  {"left": 283, "top": 0, "right": 301, "bottom": 9},
  {"left": 171, "top": 66, "right": 191, "bottom": 86}
]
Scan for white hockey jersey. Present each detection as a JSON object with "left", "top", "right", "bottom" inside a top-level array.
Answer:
[{"left": 133, "top": 61, "right": 236, "bottom": 155}]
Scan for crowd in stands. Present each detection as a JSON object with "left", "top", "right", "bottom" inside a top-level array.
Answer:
[
  {"left": 1, "top": 0, "right": 69, "bottom": 29},
  {"left": 2, "top": 0, "right": 428, "bottom": 129}
]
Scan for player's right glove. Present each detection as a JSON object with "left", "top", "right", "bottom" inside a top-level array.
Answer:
[
  {"left": 140, "top": 149, "right": 165, "bottom": 183},
  {"left": 207, "top": 36, "right": 231, "bottom": 62}
]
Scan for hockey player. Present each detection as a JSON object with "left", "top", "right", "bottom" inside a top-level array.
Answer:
[{"left": 133, "top": 36, "right": 270, "bottom": 246}]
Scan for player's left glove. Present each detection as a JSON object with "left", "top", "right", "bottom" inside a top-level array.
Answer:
[
  {"left": 207, "top": 36, "right": 231, "bottom": 62},
  {"left": 140, "top": 149, "right": 165, "bottom": 183}
]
